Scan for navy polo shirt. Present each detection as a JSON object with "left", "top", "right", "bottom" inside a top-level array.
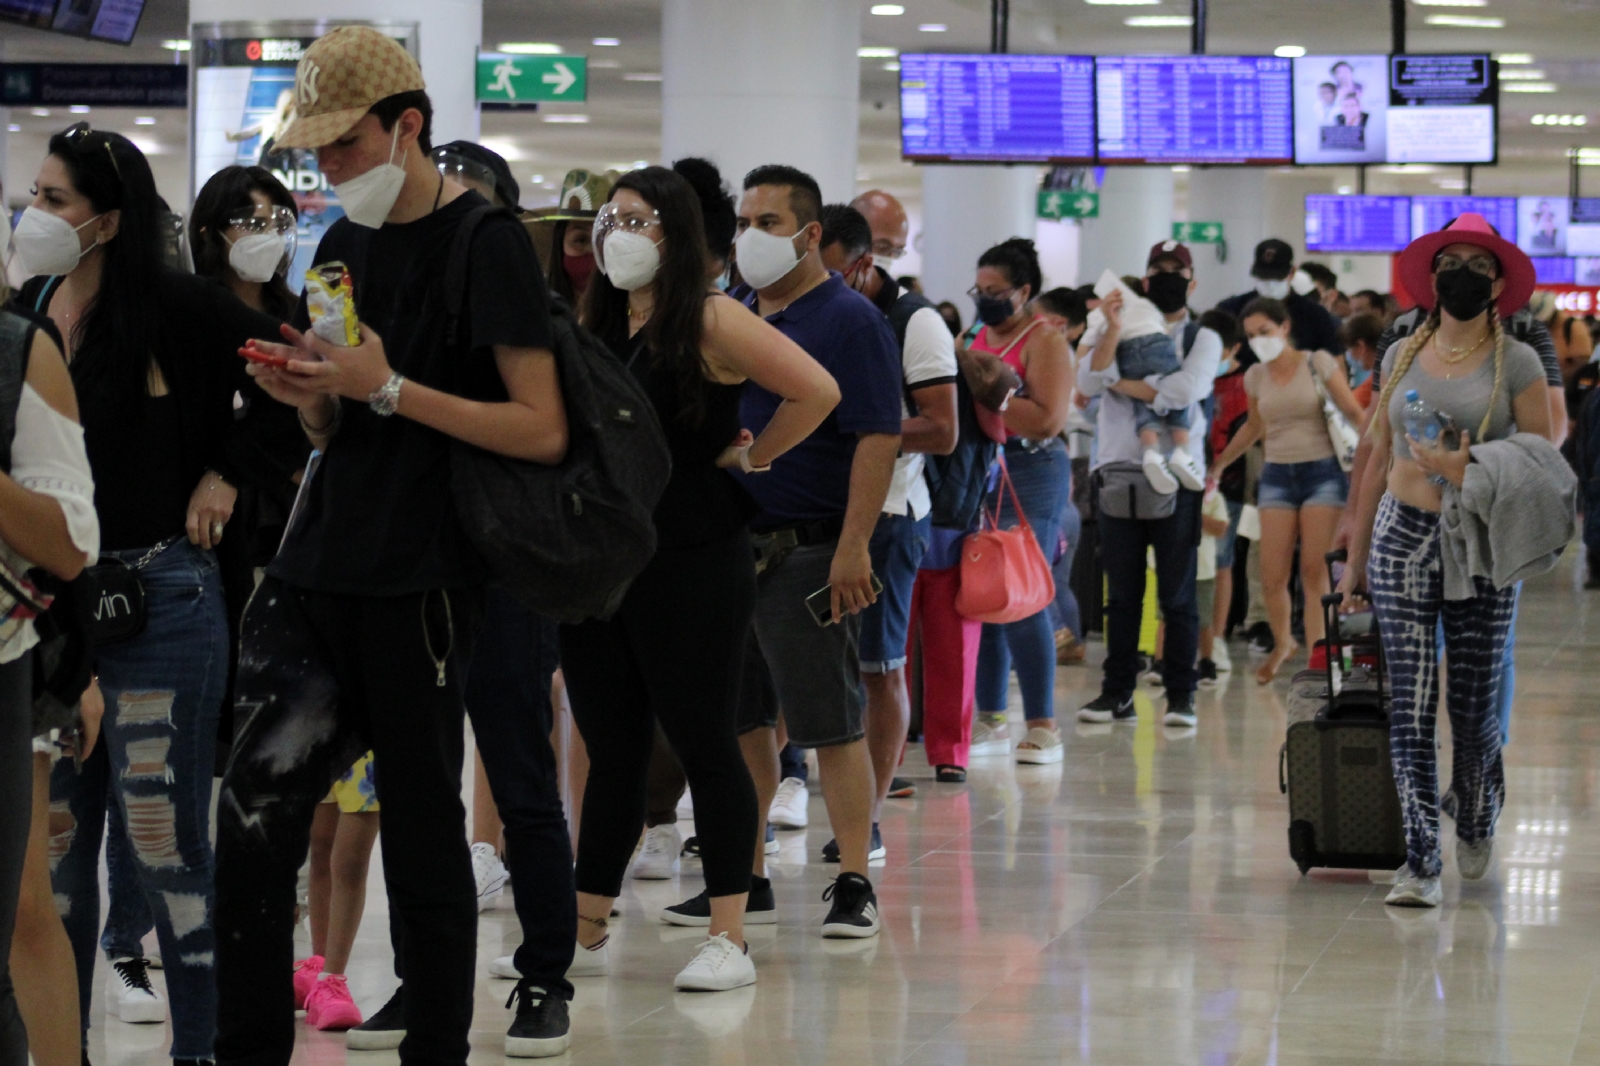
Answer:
[{"left": 737, "top": 272, "right": 903, "bottom": 531}]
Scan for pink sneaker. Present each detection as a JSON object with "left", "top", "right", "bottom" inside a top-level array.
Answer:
[
  {"left": 305, "top": 974, "right": 363, "bottom": 1031},
  {"left": 293, "top": 955, "right": 324, "bottom": 1010}
]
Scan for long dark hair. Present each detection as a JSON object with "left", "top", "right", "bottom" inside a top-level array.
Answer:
[
  {"left": 48, "top": 126, "right": 164, "bottom": 398},
  {"left": 583, "top": 166, "right": 712, "bottom": 423},
  {"left": 547, "top": 219, "right": 579, "bottom": 305},
  {"left": 189, "top": 165, "right": 299, "bottom": 320}
]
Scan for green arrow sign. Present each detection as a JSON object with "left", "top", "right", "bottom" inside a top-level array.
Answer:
[
  {"left": 1172, "top": 221, "right": 1225, "bottom": 244},
  {"left": 476, "top": 54, "right": 587, "bottom": 103},
  {"left": 1037, "top": 190, "right": 1098, "bottom": 220}
]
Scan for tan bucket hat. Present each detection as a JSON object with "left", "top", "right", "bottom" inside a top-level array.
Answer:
[{"left": 274, "top": 26, "right": 426, "bottom": 150}]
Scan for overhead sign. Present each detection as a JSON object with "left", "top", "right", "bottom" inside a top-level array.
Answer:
[
  {"left": 1173, "top": 221, "right": 1225, "bottom": 244},
  {"left": 476, "top": 53, "right": 587, "bottom": 104},
  {"left": 0, "top": 63, "right": 187, "bottom": 108},
  {"left": 1037, "top": 189, "right": 1098, "bottom": 220}
]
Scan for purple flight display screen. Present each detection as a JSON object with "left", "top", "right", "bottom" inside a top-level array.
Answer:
[
  {"left": 1304, "top": 195, "right": 1412, "bottom": 253},
  {"left": 1532, "top": 258, "right": 1576, "bottom": 285},
  {"left": 1410, "top": 196, "right": 1517, "bottom": 243},
  {"left": 899, "top": 53, "right": 1096, "bottom": 163},
  {"left": 1095, "top": 55, "right": 1293, "bottom": 164}
]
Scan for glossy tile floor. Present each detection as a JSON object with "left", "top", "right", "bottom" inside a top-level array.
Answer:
[{"left": 87, "top": 551, "right": 1600, "bottom": 1065}]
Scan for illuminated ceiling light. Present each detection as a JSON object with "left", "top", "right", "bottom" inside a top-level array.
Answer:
[
  {"left": 1501, "top": 69, "right": 1548, "bottom": 80},
  {"left": 1496, "top": 53, "right": 1534, "bottom": 63},
  {"left": 29, "top": 108, "right": 48, "bottom": 117},
  {"left": 591, "top": 37, "right": 619, "bottom": 46},
  {"left": 632, "top": 160, "right": 649, "bottom": 168},
  {"left": 134, "top": 116, "right": 156, "bottom": 125},
  {"left": 859, "top": 46, "right": 899, "bottom": 57},
  {"left": 1413, "top": 0, "right": 1487, "bottom": 5},
  {"left": 1424, "top": 14, "right": 1505, "bottom": 26},
  {"left": 5, "top": 125, "right": 17, "bottom": 133},
  {"left": 69, "top": 105, "right": 89, "bottom": 114},
  {"left": 542, "top": 114, "right": 589, "bottom": 123},
  {"left": 883, "top": 61, "right": 902, "bottom": 71},
  {"left": 1170, "top": 165, "right": 1191, "bottom": 172},
  {"left": 622, "top": 72, "right": 662, "bottom": 81},
  {"left": 1274, "top": 45, "right": 1306, "bottom": 58},
  {"left": 1504, "top": 83, "right": 1558, "bottom": 93},
  {"left": 919, "top": 23, "right": 948, "bottom": 31},
  {"left": 1125, "top": 14, "right": 1193, "bottom": 25},
  {"left": 498, "top": 42, "right": 562, "bottom": 55},
  {"left": 870, "top": 4, "right": 905, "bottom": 13},
  {"left": 161, "top": 39, "right": 190, "bottom": 50}
]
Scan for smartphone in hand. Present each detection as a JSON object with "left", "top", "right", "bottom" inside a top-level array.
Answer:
[
  {"left": 239, "top": 340, "right": 289, "bottom": 369},
  {"left": 805, "top": 573, "right": 885, "bottom": 627}
]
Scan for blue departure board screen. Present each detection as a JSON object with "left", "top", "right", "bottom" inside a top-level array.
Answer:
[
  {"left": 1532, "top": 258, "right": 1575, "bottom": 286},
  {"left": 899, "top": 53, "right": 1096, "bottom": 163},
  {"left": 1095, "top": 55, "right": 1293, "bottom": 164},
  {"left": 1411, "top": 196, "right": 1517, "bottom": 243},
  {"left": 1305, "top": 195, "right": 1412, "bottom": 253}
]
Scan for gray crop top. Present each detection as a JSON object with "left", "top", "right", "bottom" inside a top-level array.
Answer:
[{"left": 1382, "top": 335, "right": 1545, "bottom": 461}]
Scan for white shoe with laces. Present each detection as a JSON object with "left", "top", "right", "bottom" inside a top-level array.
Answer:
[
  {"left": 633, "top": 824, "right": 682, "bottom": 880},
  {"left": 1167, "top": 448, "right": 1206, "bottom": 491},
  {"left": 1142, "top": 448, "right": 1179, "bottom": 495},
  {"left": 472, "top": 842, "right": 509, "bottom": 911},
  {"left": 1458, "top": 838, "right": 1494, "bottom": 881},
  {"left": 674, "top": 933, "right": 756, "bottom": 991},
  {"left": 1385, "top": 871, "right": 1442, "bottom": 908},
  {"left": 107, "top": 957, "right": 167, "bottom": 1023},
  {"left": 1213, "top": 641, "right": 1232, "bottom": 673},
  {"left": 768, "top": 777, "right": 810, "bottom": 830}
]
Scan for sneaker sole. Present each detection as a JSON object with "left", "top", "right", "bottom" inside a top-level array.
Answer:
[
  {"left": 346, "top": 1029, "right": 406, "bottom": 1051},
  {"left": 661, "top": 907, "right": 779, "bottom": 928},
  {"left": 764, "top": 838, "right": 780, "bottom": 855},
  {"left": 1385, "top": 893, "right": 1440, "bottom": 908},
  {"left": 967, "top": 741, "right": 1010, "bottom": 758},
  {"left": 567, "top": 950, "right": 609, "bottom": 978},
  {"left": 311, "top": 1012, "right": 363, "bottom": 1032},
  {"left": 1163, "top": 717, "right": 1198, "bottom": 729},
  {"left": 674, "top": 967, "right": 757, "bottom": 992},
  {"left": 489, "top": 959, "right": 520, "bottom": 979},
  {"left": 821, "top": 920, "right": 880, "bottom": 939},
  {"left": 506, "top": 1032, "right": 572, "bottom": 1058},
  {"left": 1142, "top": 463, "right": 1179, "bottom": 495},
  {"left": 1171, "top": 464, "right": 1206, "bottom": 492},
  {"left": 1015, "top": 744, "right": 1063, "bottom": 764},
  {"left": 769, "top": 815, "right": 808, "bottom": 830},
  {"left": 631, "top": 863, "right": 680, "bottom": 880},
  {"left": 886, "top": 788, "right": 916, "bottom": 799},
  {"left": 113, "top": 1002, "right": 167, "bottom": 1024}
]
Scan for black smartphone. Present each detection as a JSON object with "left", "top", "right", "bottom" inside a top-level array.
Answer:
[{"left": 805, "top": 573, "right": 884, "bottom": 627}]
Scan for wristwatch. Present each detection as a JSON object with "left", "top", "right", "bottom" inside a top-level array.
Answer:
[
  {"left": 368, "top": 372, "right": 404, "bottom": 417},
  {"left": 738, "top": 443, "right": 771, "bottom": 474}
]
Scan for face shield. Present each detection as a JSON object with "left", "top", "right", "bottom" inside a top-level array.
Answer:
[
  {"left": 591, "top": 200, "right": 663, "bottom": 274},
  {"left": 431, "top": 148, "right": 501, "bottom": 205}
]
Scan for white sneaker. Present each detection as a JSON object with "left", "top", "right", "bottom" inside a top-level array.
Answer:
[
  {"left": 1385, "top": 872, "right": 1442, "bottom": 908},
  {"left": 673, "top": 933, "right": 756, "bottom": 992},
  {"left": 1167, "top": 448, "right": 1206, "bottom": 491},
  {"left": 568, "top": 937, "right": 610, "bottom": 978},
  {"left": 1213, "top": 642, "right": 1232, "bottom": 673},
  {"left": 1142, "top": 448, "right": 1179, "bottom": 495},
  {"left": 969, "top": 718, "right": 1011, "bottom": 758},
  {"left": 633, "top": 825, "right": 682, "bottom": 880},
  {"left": 107, "top": 957, "right": 167, "bottom": 1023},
  {"left": 489, "top": 954, "right": 520, "bottom": 979},
  {"left": 1458, "top": 838, "right": 1494, "bottom": 881},
  {"left": 768, "top": 777, "right": 810, "bottom": 830},
  {"left": 1014, "top": 726, "right": 1064, "bottom": 765},
  {"left": 472, "top": 842, "right": 509, "bottom": 911}
]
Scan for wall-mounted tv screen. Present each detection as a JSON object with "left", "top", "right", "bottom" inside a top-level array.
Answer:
[
  {"left": 1095, "top": 55, "right": 1293, "bottom": 165},
  {"left": 1410, "top": 196, "right": 1517, "bottom": 245},
  {"left": 0, "top": 0, "right": 145, "bottom": 44},
  {"left": 899, "top": 53, "right": 1096, "bottom": 164},
  {"left": 1292, "top": 55, "right": 1389, "bottom": 164},
  {"left": 1292, "top": 53, "right": 1495, "bottom": 165},
  {"left": 1570, "top": 199, "right": 1600, "bottom": 256},
  {"left": 1305, "top": 195, "right": 1412, "bottom": 253}
]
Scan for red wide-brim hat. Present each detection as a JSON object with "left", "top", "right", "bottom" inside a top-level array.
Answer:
[{"left": 1396, "top": 211, "right": 1536, "bottom": 318}]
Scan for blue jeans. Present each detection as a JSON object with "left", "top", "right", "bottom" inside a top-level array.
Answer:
[
  {"left": 977, "top": 439, "right": 1069, "bottom": 720},
  {"left": 859, "top": 512, "right": 932, "bottom": 672},
  {"left": 1118, "top": 332, "right": 1187, "bottom": 435},
  {"left": 1050, "top": 471, "right": 1082, "bottom": 638},
  {"left": 51, "top": 540, "right": 228, "bottom": 1061}
]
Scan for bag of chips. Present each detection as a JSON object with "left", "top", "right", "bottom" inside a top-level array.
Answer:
[{"left": 305, "top": 262, "right": 360, "bottom": 346}]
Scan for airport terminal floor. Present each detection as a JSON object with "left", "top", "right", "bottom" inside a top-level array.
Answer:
[{"left": 79, "top": 547, "right": 1598, "bottom": 1066}]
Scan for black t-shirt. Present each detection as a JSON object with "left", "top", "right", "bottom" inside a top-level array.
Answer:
[{"left": 269, "top": 191, "right": 554, "bottom": 595}]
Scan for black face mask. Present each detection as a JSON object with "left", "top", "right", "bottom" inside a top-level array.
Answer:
[
  {"left": 1434, "top": 266, "right": 1495, "bottom": 322},
  {"left": 1145, "top": 272, "right": 1190, "bottom": 314},
  {"left": 976, "top": 293, "right": 1017, "bottom": 327}
]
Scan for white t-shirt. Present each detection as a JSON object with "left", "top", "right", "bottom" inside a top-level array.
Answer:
[{"left": 884, "top": 305, "right": 960, "bottom": 518}]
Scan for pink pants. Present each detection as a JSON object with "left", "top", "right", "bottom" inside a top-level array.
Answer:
[{"left": 911, "top": 566, "right": 981, "bottom": 769}]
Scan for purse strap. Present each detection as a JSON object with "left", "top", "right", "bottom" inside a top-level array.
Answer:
[{"left": 983, "top": 453, "right": 1035, "bottom": 536}]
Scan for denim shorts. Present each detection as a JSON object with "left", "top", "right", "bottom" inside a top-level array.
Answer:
[
  {"left": 1258, "top": 456, "right": 1348, "bottom": 511},
  {"left": 858, "top": 512, "right": 932, "bottom": 673},
  {"left": 1215, "top": 498, "right": 1244, "bottom": 570}
]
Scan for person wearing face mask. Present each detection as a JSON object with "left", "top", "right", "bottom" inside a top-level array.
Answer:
[
  {"left": 209, "top": 27, "right": 570, "bottom": 1066},
  {"left": 1217, "top": 239, "right": 1344, "bottom": 357},
  {"left": 524, "top": 169, "right": 614, "bottom": 307},
  {"left": 1339, "top": 311, "right": 1387, "bottom": 410},
  {"left": 559, "top": 166, "right": 836, "bottom": 992},
  {"left": 1209, "top": 299, "right": 1365, "bottom": 685},
  {"left": 1338, "top": 214, "right": 1554, "bottom": 909}
]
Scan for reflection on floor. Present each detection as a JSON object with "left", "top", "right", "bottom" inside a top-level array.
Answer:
[{"left": 86, "top": 550, "right": 1600, "bottom": 1065}]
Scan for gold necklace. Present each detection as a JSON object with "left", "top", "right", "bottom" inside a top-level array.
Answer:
[{"left": 1435, "top": 330, "right": 1489, "bottom": 364}]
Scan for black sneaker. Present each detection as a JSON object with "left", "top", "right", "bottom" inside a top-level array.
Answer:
[
  {"left": 346, "top": 986, "right": 405, "bottom": 1050},
  {"left": 1162, "top": 693, "right": 1197, "bottom": 728},
  {"left": 1075, "top": 692, "right": 1135, "bottom": 724},
  {"left": 662, "top": 875, "right": 778, "bottom": 927},
  {"left": 821, "top": 872, "right": 880, "bottom": 938},
  {"left": 886, "top": 776, "right": 916, "bottom": 798},
  {"left": 504, "top": 981, "right": 570, "bottom": 1059},
  {"left": 935, "top": 765, "right": 966, "bottom": 783},
  {"left": 1246, "top": 621, "right": 1275, "bottom": 654},
  {"left": 821, "top": 823, "right": 885, "bottom": 863},
  {"left": 1197, "top": 659, "right": 1219, "bottom": 687}
]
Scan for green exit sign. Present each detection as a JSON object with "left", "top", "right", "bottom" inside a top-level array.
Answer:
[
  {"left": 1172, "top": 221, "right": 1224, "bottom": 244},
  {"left": 1037, "top": 190, "right": 1098, "bottom": 220},
  {"left": 477, "top": 53, "right": 587, "bottom": 104}
]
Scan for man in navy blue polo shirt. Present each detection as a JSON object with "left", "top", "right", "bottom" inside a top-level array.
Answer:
[{"left": 729, "top": 164, "right": 902, "bottom": 938}]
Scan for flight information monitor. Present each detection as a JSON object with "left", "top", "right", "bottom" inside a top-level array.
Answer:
[
  {"left": 1411, "top": 196, "right": 1517, "bottom": 243},
  {"left": 1304, "top": 195, "right": 1412, "bottom": 253},
  {"left": 1095, "top": 55, "right": 1293, "bottom": 165},
  {"left": 1386, "top": 54, "right": 1496, "bottom": 164},
  {"left": 1532, "top": 258, "right": 1575, "bottom": 286},
  {"left": 899, "top": 53, "right": 1096, "bottom": 164},
  {"left": 0, "top": 0, "right": 145, "bottom": 43}
]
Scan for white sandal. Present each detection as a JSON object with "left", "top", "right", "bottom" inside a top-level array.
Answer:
[{"left": 1015, "top": 726, "right": 1064, "bottom": 765}]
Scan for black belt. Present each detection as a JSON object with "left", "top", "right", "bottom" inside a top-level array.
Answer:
[
  {"left": 1005, "top": 438, "right": 1050, "bottom": 454},
  {"left": 753, "top": 515, "right": 844, "bottom": 547}
]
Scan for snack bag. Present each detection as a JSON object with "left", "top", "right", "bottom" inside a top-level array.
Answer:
[{"left": 305, "top": 262, "right": 360, "bottom": 346}]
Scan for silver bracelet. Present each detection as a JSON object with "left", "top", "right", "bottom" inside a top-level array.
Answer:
[
  {"left": 299, "top": 399, "right": 343, "bottom": 436},
  {"left": 369, "top": 372, "right": 404, "bottom": 417}
]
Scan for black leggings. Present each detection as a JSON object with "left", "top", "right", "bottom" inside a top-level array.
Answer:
[{"left": 560, "top": 528, "right": 758, "bottom": 899}]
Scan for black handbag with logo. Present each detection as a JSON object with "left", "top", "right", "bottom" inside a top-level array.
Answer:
[{"left": 73, "top": 555, "right": 149, "bottom": 644}]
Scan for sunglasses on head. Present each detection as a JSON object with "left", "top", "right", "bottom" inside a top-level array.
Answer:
[{"left": 61, "top": 121, "right": 122, "bottom": 185}]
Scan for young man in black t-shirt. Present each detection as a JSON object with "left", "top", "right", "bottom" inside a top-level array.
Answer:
[{"left": 211, "top": 27, "right": 569, "bottom": 1066}]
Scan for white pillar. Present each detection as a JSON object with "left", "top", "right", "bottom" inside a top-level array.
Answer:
[
  {"left": 188, "top": 0, "right": 482, "bottom": 147},
  {"left": 918, "top": 165, "right": 1036, "bottom": 308},
  {"left": 1185, "top": 169, "right": 1267, "bottom": 312},
  {"left": 1076, "top": 167, "right": 1174, "bottom": 285},
  {"left": 661, "top": 0, "right": 859, "bottom": 203}
]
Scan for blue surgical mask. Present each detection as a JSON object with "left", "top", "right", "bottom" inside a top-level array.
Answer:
[{"left": 1346, "top": 353, "right": 1371, "bottom": 389}]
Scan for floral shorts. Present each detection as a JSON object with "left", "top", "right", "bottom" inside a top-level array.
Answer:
[{"left": 322, "top": 751, "right": 379, "bottom": 814}]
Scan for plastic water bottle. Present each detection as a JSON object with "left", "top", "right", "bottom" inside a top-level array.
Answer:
[{"left": 1401, "top": 390, "right": 1451, "bottom": 486}]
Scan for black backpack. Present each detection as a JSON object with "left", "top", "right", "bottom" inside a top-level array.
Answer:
[
  {"left": 887, "top": 291, "right": 997, "bottom": 531},
  {"left": 442, "top": 205, "right": 672, "bottom": 623}
]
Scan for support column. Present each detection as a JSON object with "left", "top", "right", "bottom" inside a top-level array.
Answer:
[
  {"left": 661, "top": 0, "right": 860, "bottom": 203},
  {"left": 1185, "top": 168, "right": 1267, "bottom": 311},
  {"left": 1075, "top": 167, "right": 1174, "bottom": 285},
  {"left": 918, "top": 165, "right": 1036, "bottom": 307}
]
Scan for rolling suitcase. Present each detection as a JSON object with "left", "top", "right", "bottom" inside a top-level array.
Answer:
[{"left": 1279, "top": 553, "right": 1407, "bottom": 875}]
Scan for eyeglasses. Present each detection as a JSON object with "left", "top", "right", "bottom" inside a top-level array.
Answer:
[
  {"left": 61, "top": 121, "right": 121, "bottom": 186},
  {"left": 967, "top": 284, "right": 1016, "bottom": 301},
  {"left": 871, "top": 238, "right": 906, "bottom": 261},
  {"left": 1434, "top": 252, "right": 1499, "bottom": 278},
  {"left": 227, "top": 205, "right": 297, "bottom": 236}
]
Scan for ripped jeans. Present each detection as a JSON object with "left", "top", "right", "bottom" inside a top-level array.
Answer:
[{"left": 49, "top": 540, "right": 227, "bottom": 1061}]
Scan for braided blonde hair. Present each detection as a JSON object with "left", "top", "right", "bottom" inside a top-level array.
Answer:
[
  {"left": 1480, "top": 310, "right": 1506, "bottom": 441},
  {"left": 1368, "top": 305, "right": 1506, "bottom": 442}
]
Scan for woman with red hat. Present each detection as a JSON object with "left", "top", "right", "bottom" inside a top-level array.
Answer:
[{"left": 1339, "top": 213, "right": 1552, "bottom": 908}]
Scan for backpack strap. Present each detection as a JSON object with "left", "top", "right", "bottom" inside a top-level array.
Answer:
[
  {"left": 1180, "top": 318, "right": 1202, "bottom": 359},
  {"left": 0, "top": 310, "right": 35, "bottom": 475}
]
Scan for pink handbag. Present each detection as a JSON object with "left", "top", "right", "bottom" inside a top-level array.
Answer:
[{"left": 955, "top": 457, "right": 1056, "bottom": 624}]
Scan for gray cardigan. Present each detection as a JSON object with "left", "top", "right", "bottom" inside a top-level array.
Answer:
[{"left": 1439, "top": 432, "right": 1577, "bottom": 600}]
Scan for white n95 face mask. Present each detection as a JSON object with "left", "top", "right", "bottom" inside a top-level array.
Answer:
[
  {"left": 228, "top": 233, "right": 288, "bottom": 283},
  {"left": 14, "top": 206, "right": 101, "bottom": 277},
  {"left": 1254, "top": 278, "right": 1291, "bottom": 300},
  {"left": 1249, "top": 334, "right": 1286, "bottom": 363},
  {"left": 596, "top": 230, "right": 663, "bottom": 292},
  {"left": 333, "top": 125, "right": 407, "bottom": 229},
  {"left": 735, "top": 226, "right": 805, "bottom": 290}
]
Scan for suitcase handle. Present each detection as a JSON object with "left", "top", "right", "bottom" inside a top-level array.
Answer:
[{"left": 1278, "top": 742, "right": 1288, "bottom": 794}]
